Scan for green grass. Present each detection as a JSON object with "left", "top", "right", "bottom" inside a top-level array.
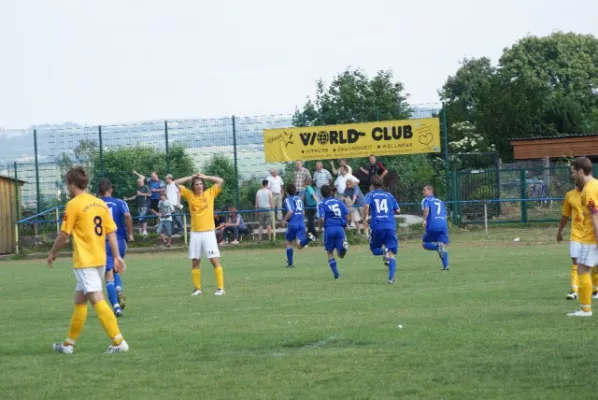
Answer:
[{"left": 1, "top": 226, "right": 597, "bottom": 399}]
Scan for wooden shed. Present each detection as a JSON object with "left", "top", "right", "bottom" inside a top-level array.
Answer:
[
  {"left": 0, "top": 174, "right": 25, "bottom": 254},
  {"left": 510, "top": 134, "right": 598, "bottom": 160}
]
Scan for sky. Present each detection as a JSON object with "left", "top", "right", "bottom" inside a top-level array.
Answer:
[{"left": 1, "top": 0, "right": 597, "bottom": 129}]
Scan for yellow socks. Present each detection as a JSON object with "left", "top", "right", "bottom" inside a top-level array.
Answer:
[
  {"left": 571, "top": 265, "right": 579, "bottom": 293},
  {"left": 592, "top": 267, "right": 598, "bottom": 293},
  {"left": 192, "top": 269, "right": 201, "bottom": 290},
  {"left": 65, "top": 304, "right": 88, "bottom": 346},
  {"left": 94, "top": 300, "right": 123, "bottom": 345},
  {"left": 579, "top": 273, "right": 592, "bottom": 312},
  {"left": 214, "top": 266, "right": 224, "bottom": 290}
]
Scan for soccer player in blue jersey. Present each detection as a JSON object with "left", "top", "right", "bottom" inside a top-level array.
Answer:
[
  {"left": 282, "top": 183, "right": 315, "bottom": 268},
  {"left": 363, "top": 176, "right": 401, "bottom": 284},
  {"left": 98, "top": 179, "right": 134, "bottom": 316},
  {"left": 421, "top": 185, "right": 450, "bottom": 271},
  {"left": 318, "top": 185, "right": 350, "bottom": 280}
]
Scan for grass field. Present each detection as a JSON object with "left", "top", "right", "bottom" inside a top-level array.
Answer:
[{"left": 2, "top": 226, "right": 598, "bottom": 399}]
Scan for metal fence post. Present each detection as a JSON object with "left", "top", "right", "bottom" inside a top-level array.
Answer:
[
  {"left": 164, "top": 120, "right": 170, "bottom": 173},
  {"left": 520, "top": 168, "right": 528, "bottom": 224},
  {"left": 14, "top": 161, "right": 21, "bottom": 254},
  {"left": 451, "top": 171, "right": 459, "bottom": 226},
  {"left": 33, "top": 129, "right": 41, "bottom": 213},
  {"left": 98, "top": 125, "right": 104, "bottom": 176},
  {"left": 232, "top": 115, "right": 240, "bottom": 208},
  {"left": 441, "top": 102, "right": 450, "bottom": 202}
]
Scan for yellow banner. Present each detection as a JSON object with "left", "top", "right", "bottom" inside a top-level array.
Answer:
[{"left": 263, "top": 118, "right": 441, "bottom": 162}]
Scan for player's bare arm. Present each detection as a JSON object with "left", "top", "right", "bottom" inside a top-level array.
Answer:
[
  {"left": 197, "top": 173, "right": 224, "bottom": 188},
  {"left": 422, "top": 207, "right": 429, "bottom": 228},
  {"left": 47, "top": 231, "right": 69, "bottom": 267},
  {"left": 106, "top": 232, "right": 126, "bottom": 273},
  {"left": 124, "top": 212, "right": 134, "bottom": 242},
  {"left": 556, "top": 215, "right": 569, "bottom": 243},
  {"left": 173, "top": 174, "right": 194, "bottom": 189}
]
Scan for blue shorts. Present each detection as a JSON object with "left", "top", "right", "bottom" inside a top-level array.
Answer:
[
  {"left": 369, "top": 228, "right": 398, "bottom": 255},
  {"left": 422, "top": 230, "right": 450, "bottom": 245},
  {"left": 106, "top": 238, "right": 127, "bottom": 271},
  {"left": 285, "top": 223, "right": 306, "bottom": 242},
  {"left": 323, "top": 226, "right": 346, "bottom": 254}
]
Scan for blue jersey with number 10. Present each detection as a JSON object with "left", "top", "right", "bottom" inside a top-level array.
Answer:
[
  {"left": 365, "top": 189, "right": 400, "bottom": 231},
  {"left": 102, "top": 197, "right": 129, "bottom": 241},
  {"left": 422, "top": 195, "right": 448, "bottom": 232},
  {"left": 318, "top": 198, "right": 349, "bottom": 228},
  {"left": 285, "top": 195, "right": 305, "bottom": 226}
]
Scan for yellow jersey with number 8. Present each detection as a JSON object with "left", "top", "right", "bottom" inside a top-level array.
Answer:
[
  {"left": 580, "top": 178, "right": 598, "bottom": 244},
  {"left": 562, "top": 189, "right": 584, "bottom": 242},
  {"left": 61, "top": 193, "right": 117, "bottom": 268}
]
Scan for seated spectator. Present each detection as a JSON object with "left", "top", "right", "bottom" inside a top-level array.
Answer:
[
  {"left": 214, "top": 211, "right": 226, "bottom": 243},
  {"left": 221, "top": 207, "right": 250, "bottom": 245}
]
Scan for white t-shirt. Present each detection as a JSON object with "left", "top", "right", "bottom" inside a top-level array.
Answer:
[
  {"left": 334, "top": 174, "right": 360, "bottom": 195},
  {"left": 267, "top": 175, "right": 284, "bottom": 194},
  {"left": 165, "top": 182, "right": 180, "bottom": 206}
]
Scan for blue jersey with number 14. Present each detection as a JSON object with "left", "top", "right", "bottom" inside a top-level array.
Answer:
[
  {"left": 365, "top": 189, "right": 400, "bottom": 231},
  {"left": 422, "top": 195, "right": 448, "bottom": 232}
]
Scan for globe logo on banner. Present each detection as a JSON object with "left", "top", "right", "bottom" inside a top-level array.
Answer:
[{"left": 317, "top": 131, "right": 329, "bottom": 145}]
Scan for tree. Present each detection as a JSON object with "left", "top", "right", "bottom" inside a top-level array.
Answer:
[{"left": 441, "top": 32, "right": 598, "bottom": 161}]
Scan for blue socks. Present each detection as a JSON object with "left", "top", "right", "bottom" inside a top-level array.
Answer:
[
  {"left": 328, "top": 258, "right": 339, "bottom": 279},
  {"left": 423, "top": 242, "right": 439, "bottom": 251},
  {"left": 442, "top": 251, "right": 449, "bottom": 269},
  {"left": 286, "top": 248, "right": 294, "bottom": 265},
  {"left": 106, "top": 281, "right": 120, "bottom": 310},
  {"left": 388, "top": 258, "right": 397, "bottom": 281},
  {"left": 114, "top": 273, "right": 123, "bottom": 292},
  {"left": 372, "top": 248, "right": 384, "bottom": 256}
]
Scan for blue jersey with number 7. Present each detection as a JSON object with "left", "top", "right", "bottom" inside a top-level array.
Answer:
[
  {"left": 422, "top": 195, "right": 448, "bottom": 232},
  {"left": 318, "top": 198, "right": 349, "bottom": 228},
  {"left": 365, "top": 189, "right": 400, "bottom": 231}
]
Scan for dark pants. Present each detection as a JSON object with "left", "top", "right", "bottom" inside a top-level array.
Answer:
[
  {"left": 306, "top": 209, "right": 317, "bottom": 238},
  {"left": 223, "top": 226, "right": 250, "bottom": 241},
  {"left": 172, "top": 214, "right": 183, "bottom": 234}
]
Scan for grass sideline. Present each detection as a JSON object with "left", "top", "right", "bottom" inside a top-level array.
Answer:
[{"left": 1, "top": 225, "right": 597, "bottom": 399}]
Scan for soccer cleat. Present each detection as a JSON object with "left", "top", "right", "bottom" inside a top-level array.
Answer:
[
  {"left": 342, "top": 239, "right": 349, "bottom": 250},
  {"left": 114, "top": 307, "right": 123, "bottom": 318},
  {"left": 441, "top": 266, "right": 450, "bottom": 271},
  {"left": 53, "top": 343, "right": 74, "bottom": 354},
  {"left": 308, "top": 233, "right": 316, "bottom": 242},
  {"left": 106, "top": 340, "right": 129, "bottom": 354},
  {"left": 383, "top": 248, "right": 390, "bottom": 266},
  {"left": 117, "top": 291, "right": 126, "bottom": 310},
  {"left": 566, "top": 292, "right": 579, "bottom": 300},
  {"left": 567, "top": 309, "right": 593, "bottom": 317},
  {"left": 338, "top": 251, "right": 346, "bottom": 259},
  {"left": 334, "top": 274, "right": 340, "bottom": 280},
  {"left": 285, "top": 263, "right": 294, "bottom": 268},
  {"left": 593, "top": 292, "right": 598, "bottom": 300},
  {"left": 214, "top": 289, "right": 225, "bottom": 296},
  {"left": 191, "top": 289, "right": 203, "bottom": 296},
  {"left": 388, "top": 278, "right": 395, "bottom": 284}
]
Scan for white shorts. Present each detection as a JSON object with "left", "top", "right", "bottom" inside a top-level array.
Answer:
[
  {"left": 579, "top": 244, "right": 598, "bottom": 267},
  {"left": 189, "top": 231, "right": 221, "bottom": 260},
  {"left": 73, "top": 267, "right": 105, "bottom": 294},
  {"left": 570, "top": 241, "right": 582, "bottom": 260}
]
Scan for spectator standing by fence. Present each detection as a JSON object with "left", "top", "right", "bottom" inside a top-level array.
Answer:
[
  {"left": 255, "top": 180, "right": 274, "bottom": 242},
  {"left": 165, "top": 174, "right": 184, "bottom": 235},
  {"left": 293, "top": 161, "right": 311, "bottom": 200},
  {"left": 304, "top": 177, "right": 319, "bottom": 239},
  {"left": 124, "top": 178, "right": 151, "bottom": 237},
  {"left": 133, "top": 170, "right": 165, "bottom": 213},
  {"left": 313, "top": 162, "right": 333, "bottom": 200},
  {"left": 267, "top": 168, "right": 284, "bottom": 222},
  {"left": 335, "top": 166, "right": 360, "bottom": 196},
  {"left": 360, "top": 155, "right": 387, "bottom": 187},
  {"left": 330, "top": 159, "right": 353, "bottom": 177}
]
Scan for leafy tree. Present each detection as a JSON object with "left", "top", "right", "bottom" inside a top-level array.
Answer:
[{"left": 441, "top": 32, "right": 598, "bottom": 161}]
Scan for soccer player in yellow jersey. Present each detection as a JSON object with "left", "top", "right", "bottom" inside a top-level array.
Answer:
[
  {"left": 568, "top": 157, "right": 598, "bottom": 317},
  {"left": 48, "top": 167, "right": 129, "bottom": 353},
  {"left": 174, "top": 172, "right": 225, "bottom": 296},
  {"left": 557, "top": 184, "right": 584, "bottom": 299}
]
